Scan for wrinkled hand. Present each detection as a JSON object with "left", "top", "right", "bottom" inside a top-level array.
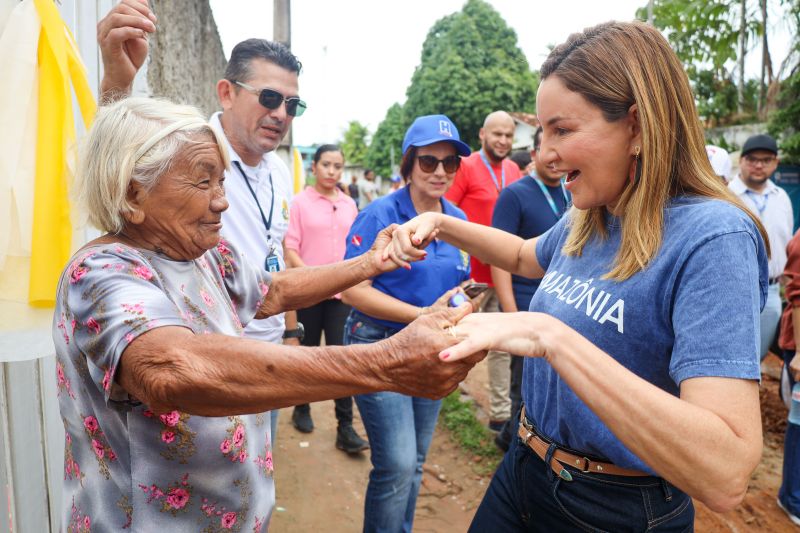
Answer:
[
  {"left": 381, "top": 212, "right": 441, "bottom": 270},
  {"left": 791, "top": 352, "right": 800, "bottom": 382},
  {"left": 429, "top": 286, "right": 463, "bottom": 311},
  {"left": 439, "top": 312, "right": 559, "bottom": 362},
  {"left": 98, "top": 0, "right": 156, "bottom": 98},
  {"left": 370, "top": 223, "right": 430, "bottom": 273},
  {"left": 378, "top": 304, "right": 485, "bottom": 399}
]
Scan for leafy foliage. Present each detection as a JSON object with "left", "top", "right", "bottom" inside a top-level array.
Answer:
[
  {"left": 769, "top": 68, "right": 800, "bottom": 163},
  {"left": 636, "top": 0, "right": 758, "bottom": 77},
  {"left": 339, "top": 120, "right": 370, "bottom": 167},
  {"left": 401, "top": 0, "right": 538, "bottom": 149},
  {"left": 365, "top": 103, "right": 409, "bottom": 179},
  {"left": 693, "top": 69, "right": 759, "bottom": 125},
  {"left": 768, "top": 2, "right": 800, "bottom": 163}
]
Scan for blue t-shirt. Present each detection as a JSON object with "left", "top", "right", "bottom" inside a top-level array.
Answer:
[
  {"left": 492, "top": 175, "right": 570, "bottom": 310},
  {"left": 344, "top": 186, "right": 471, "bottom": 330},
  {"left": 527, "top": 196, "right": 768, "bottom": 473}
]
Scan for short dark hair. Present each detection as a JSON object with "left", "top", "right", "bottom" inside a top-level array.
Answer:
[
  {"left": 533, "top": 126, "right": 543, "bottom": 151},
  {"left": 399, "top": 148, "right": 417, "bottom": 182},
  {"left": 225, "top": 39, "right": 302, "bottom": 83},
  {"left": 313, "top": 144, "right": 342, "bottom": 164},
  {"left": 364, "top": 169, "right": 374, "bottom": 177},
  {"left": 509, "top": 150, "right": 531, "bottom": 171}
]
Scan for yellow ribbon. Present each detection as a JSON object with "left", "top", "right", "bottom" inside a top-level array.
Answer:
[{"left": 29, "top": 0, "right": 96, "bottom": 306}]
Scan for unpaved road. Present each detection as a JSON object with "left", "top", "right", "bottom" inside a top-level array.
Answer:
[{"left": 270, "top": 355, "right": 798, "bottom": 532}]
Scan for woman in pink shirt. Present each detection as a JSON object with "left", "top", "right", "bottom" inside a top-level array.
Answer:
[{"left": 284, "top": 145, "right": 368, "bottom": 454}]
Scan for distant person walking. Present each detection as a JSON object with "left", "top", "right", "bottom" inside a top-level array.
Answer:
[
  {"left": 729, "top": 134, "right": 792, "bottom": 359},
  {"left": 284, "top": 145, "right": 369, "bottom": 454},
  {"left": 359, "top": 169, "right": 379, "bottom": 209},
  {"left": 446, "top": 110, "right": 521, "bottom": 432},
  {"left": 778, "top": 227, "right": 800, "bottom": 526},
  {"left": 348, "top": 174, "right": 360, "bottom": 206}
]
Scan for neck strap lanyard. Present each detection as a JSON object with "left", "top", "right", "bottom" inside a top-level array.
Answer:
[
  {"left": 744, "top": 189, "right": 769, "bottom": 217},
  {"left": 531, "top": 174, "right": 569, "bottom": 219},
  {"left": 233, "top": 160, "right": 275, "bottom": 242},
  {"left": 479, "top": 149, "right": 505, "bottom": 192}
]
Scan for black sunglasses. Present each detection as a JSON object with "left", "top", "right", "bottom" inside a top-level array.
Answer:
[
  {"left": 232, "top": 80, "right": 307, "bottom": 117},
  {"left": 417, "top": 154, "right": 461, "bottom": 173}
]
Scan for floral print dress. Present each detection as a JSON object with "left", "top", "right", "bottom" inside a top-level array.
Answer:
[{"left": 53, "top": 239, "right": 275, "bottom": 532}]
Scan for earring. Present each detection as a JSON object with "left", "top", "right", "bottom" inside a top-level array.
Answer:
[{"left": 633, "top": 146, "right": 642, "bottom": 185}]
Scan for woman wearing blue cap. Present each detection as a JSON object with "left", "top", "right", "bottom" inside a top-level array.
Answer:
[{"left": 341, "top": 115, "right": 476, "bottom": 532}]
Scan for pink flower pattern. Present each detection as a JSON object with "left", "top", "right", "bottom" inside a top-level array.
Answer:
[{"left": 55, "top": 241, "right": 271, "bottom": 529}]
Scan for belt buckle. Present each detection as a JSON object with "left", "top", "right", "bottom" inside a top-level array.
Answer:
[
  {"left": 519, "top": 423, "right": 534, "bottom": 445},
  {"left": 578, "top": 456, "right": 591, "bottom": 473}
]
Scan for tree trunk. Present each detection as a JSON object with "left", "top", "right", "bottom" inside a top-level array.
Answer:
[{"left": 738, "top": 0, "right": 747, "bottom": 114}]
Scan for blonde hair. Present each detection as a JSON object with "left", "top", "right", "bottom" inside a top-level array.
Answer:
[
  {"left": 73, "top": 97, "right": 230, "bottom": 233},
  {"left": 541, "top": 21, "right": 769, "bottom": 280}
]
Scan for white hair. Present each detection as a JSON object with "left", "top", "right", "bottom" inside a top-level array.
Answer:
[{"left": 73, "top": 97, "right": 230, "bottom": 233}]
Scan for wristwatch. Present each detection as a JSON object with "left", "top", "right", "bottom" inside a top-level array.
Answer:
[{"left": 282, "top": 322, "right": 305, "bottom": 342}]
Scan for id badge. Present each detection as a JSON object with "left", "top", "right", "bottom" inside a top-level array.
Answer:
[{"left": 265, "top": 253, "right": 281, "bottom": 273}]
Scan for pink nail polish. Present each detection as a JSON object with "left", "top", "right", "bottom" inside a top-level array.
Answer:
[{"left": 440, "top": 352, "right": 450, "bottom": 360}]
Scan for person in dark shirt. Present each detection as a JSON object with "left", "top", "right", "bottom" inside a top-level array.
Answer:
[{"left": 491, "top": 126, "right": 570, "bottom": 451}]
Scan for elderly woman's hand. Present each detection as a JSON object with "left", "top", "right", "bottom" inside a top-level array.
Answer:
[
  {"left": 376, "top": 304, "right": 485, "bottom": 399},
  {"left": 381, "top": 212, "right": 442, "bottom": 270}
]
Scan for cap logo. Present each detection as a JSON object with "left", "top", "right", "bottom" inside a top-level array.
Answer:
[{"left": 439, "top": 120, "right": 453, "bottom": 138}]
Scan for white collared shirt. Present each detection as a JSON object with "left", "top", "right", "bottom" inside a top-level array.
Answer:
[
  {"left": 729, "top": 175, "right": 793, "bottom": 280},
  {"left": 210, "top": 112, "right": 294, "bottom": 343}
]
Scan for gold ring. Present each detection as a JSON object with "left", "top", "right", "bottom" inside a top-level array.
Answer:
[{"left": 446, "top": 325, "right": 457, "bottom": 338}]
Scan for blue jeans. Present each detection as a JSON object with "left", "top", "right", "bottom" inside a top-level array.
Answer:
[
  {"left": 760, "top": 283, "right": 782, "bottom": 359},
  {"left": 344, "top": 312, "right": 442, "bottom": 533},
  {"left": 780, "top": 349, "right": 800, "bottom": 516},
  {"left": 469, "top": 426, "right": 694, "bottom": 532}
]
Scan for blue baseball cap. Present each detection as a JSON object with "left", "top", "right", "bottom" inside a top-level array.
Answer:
[{"left": 402, "top": 114, "right": 471, "bottom": 157}]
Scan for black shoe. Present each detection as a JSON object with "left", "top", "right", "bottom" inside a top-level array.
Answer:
[
  {"left": 291, "top": 407, "right": 314, "bottom": 433},
  {"left": 336, "top": 425, "right": 369, "bottom": 454}
]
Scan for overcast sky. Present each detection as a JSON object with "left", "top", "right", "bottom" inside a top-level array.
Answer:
[{"left": 209, "top": 0, "right": 791, "bottom": 147}]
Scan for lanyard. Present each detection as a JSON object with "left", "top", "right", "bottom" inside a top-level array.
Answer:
[
  {"left": 233, "top": 160, "right": 275, "bottom": 242},
  {"left": 479, "top": 150, "right": 505, "bottom": 192},
  {"left": 531, "top": 174, "right": 569, "bottom": 219},
  {"left": 744, "top": 189, "right": 769, "bottom": 217}
]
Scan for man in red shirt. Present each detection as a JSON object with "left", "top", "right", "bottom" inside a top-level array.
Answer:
[{"left": 445, "top": 110, "right": 521, "bottom": 430}]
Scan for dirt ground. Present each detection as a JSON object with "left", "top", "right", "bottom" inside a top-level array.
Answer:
[{"left": 270, "top": 354, "right": 798, "bottom": 532}]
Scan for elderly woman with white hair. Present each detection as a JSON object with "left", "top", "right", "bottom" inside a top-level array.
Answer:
[{"left": 54, "top": 97, "right": 478, "bottom": 531}]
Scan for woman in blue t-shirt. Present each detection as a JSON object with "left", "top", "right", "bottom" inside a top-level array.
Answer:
[
  {"left": 386, "top": 22, "right": 770, "bottom": 532},
  {"left": 341, "top": 115, "right": 474, "bottom": 533}
]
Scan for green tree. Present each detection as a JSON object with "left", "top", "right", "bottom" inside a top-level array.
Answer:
[
  {"left": 365, "top": 103, "right": 409, "bottom": 179},
  {"left": 403, "top": 0, "right": 538, "bottom": 149},
  {"left": 340, "top": 120, "right": 370, "bottom": 167},
  {"left": 769, "top": 2, "right": 800, "bottom": 163}
]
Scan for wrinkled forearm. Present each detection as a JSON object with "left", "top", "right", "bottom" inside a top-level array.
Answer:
[
  {"left": 120, "top": 328, "right": 390, "bottom": 417},
  {"left": 257, "top": 254, "right": 377, "bottom": 318}
]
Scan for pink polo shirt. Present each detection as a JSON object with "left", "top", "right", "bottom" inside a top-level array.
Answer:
[{"left": 285, "top": 186, "right": 359, "bottom": 266}]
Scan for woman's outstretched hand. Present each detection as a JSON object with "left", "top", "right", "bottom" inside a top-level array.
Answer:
[
  {"left": 382, "top": 212, "right": 442, "bottom": 270},
  {"left": 439, "top": 312, "right": 562, "bottom": 363}
]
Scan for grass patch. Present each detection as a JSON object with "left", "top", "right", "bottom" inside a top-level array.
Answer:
[{"left": 439, "top": 389, "right": 503, "bottom": 475}]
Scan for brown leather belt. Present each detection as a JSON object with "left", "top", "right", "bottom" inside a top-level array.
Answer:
[{"left": 517, "top": 408, "right": 649, "bottom": 481}]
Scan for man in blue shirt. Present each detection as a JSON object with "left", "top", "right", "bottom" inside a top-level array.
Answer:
[{"left": 491, "top": 126, "right": 570, "bottom": 451}]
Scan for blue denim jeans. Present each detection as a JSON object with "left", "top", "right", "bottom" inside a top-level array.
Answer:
[
  {"left": 344, "top": 312, "right": 442, "bottom": 533},
  {"left": 780, "top": 349, "right": 800, "bottom": 516},
  {"left": 760, "top": 282, "right": 782, "bottom": 359},
  {"left": 469, "top": 426, "right": 695, "bottom": 532}
]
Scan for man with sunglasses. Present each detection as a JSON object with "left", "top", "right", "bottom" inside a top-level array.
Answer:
[
  {"left": 97, "top": 5, "right": 318, "bottom": 447},
  {"left": 729, "top": 134, "right": 793, "bottom": 360},
  {"left": 445, "top": 110, "right": 521, "bottom": 433}
]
